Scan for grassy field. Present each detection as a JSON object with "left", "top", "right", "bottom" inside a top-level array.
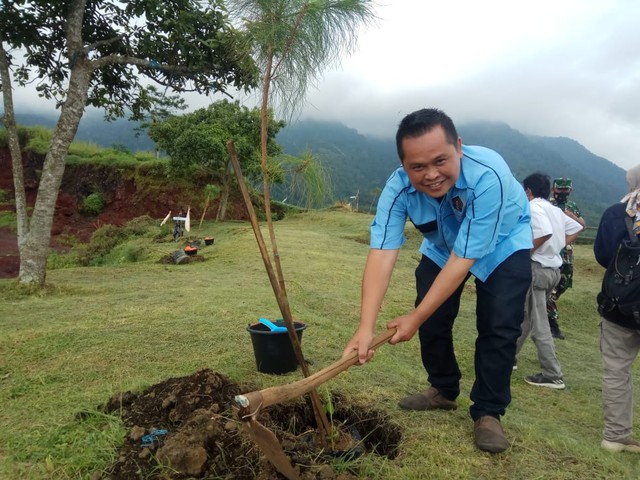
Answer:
[{"left": 1, "top": 209, "right": 639, "bottom": 479}]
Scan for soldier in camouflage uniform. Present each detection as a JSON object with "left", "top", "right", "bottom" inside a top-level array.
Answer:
[{"left": 546, "top": 178, "right": 585, "bottom": 339}]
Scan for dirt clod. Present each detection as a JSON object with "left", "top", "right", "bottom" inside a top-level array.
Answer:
[{"left": 98, "top": 369, "right": 402, "bottom": 479}]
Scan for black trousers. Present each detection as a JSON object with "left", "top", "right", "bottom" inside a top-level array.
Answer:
[{"left": 415, "top": 250, "right": 531, "bottom": 420}]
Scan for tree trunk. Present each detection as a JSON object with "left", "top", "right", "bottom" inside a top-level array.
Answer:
[
  {"left": 216, "top": 186, "right": 229, "bottom": 221},
  {"left": 216, "top": 160, "right": 231, "bottom": 221},
  {"left": 18, "top": 66, "right": 91, "bottom": 285},
  {"left": 0, "top": 43, "right": 29, "bottom": 248}
]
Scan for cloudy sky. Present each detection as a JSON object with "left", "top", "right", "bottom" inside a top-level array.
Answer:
[
  {"left": 225, "top": 0, "right": 640, "bottom": 170},
  {"left": 12, "top": 0, "right": 640, "bottom": 169}
]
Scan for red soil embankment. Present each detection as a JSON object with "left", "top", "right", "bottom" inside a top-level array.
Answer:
[{"left": 0, "top": 148, "right": 249, "bottom": 279}]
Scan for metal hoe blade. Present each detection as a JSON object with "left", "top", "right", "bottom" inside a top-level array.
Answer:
[{"left": 243, "top": 417, "right": 300, "bottom": 480}]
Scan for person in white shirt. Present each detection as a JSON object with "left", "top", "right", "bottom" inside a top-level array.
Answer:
[{"left": 515, "top": 173, "right": 583, "bottom": 389}]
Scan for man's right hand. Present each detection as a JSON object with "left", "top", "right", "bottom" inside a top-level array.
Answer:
[{"left": 342, "top": 329, "right": 375, "bottom": 364}]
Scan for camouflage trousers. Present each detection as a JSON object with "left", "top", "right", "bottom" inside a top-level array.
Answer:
[{"left": 546, "top": 263, "right": 573, "bottom": 323}]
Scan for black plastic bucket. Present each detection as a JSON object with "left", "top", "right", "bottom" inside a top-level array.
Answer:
[
  {"left": 171, "top": 250, "right": 188, "bottom": 264},
  {"left": 247, "top": 321, "right": 306, "bottom": 374}
]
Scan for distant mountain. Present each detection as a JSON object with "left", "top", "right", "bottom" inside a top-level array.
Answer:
[
  {"left": 278, "top": 120, "right": 627, "bottom": 226},
  {"left": 456, "top": 121, "right": 627, "bottom": 225},
  {"left": 275, "top": 120, "right": 398, "bottom": 211},
  {"left": 8, "top": 111, "right": 627, "bottom": 224}
]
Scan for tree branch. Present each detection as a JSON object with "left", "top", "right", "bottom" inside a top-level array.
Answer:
[
  {"left": 90, "top": 54, "right": 218, "bottom": 75},
  {"left": 83, "top": 34, "right": 127, "bottom": 54}
]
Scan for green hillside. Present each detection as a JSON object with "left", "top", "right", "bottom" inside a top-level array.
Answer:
[
  {"left": 279, "top": 120, "right": 627, "bottom": 226},
  {"left": 458, "top": 122, "right": 626, "bottom": 225},
  {"left": 9, "top": 112, "right": 628, "bottom": 225},
  {"left": 275, "top": 120, "right": 398, "bottom": 211}
]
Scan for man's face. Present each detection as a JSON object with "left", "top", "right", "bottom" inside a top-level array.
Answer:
[
  {"left": 401, "top": 126, "right": 462, "bottom": 199},
  {"left": 553, "top": 187, "right": 571, "bottom": 201}
]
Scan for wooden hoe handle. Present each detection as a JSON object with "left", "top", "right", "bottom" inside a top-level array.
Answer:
[{"left": 235, "top": 328, "right": 396, "bottom": 416}]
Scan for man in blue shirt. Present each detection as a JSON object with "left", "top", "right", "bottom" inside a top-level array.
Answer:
[{"left": 343, "top": 108, "right": 532, "bottom": 453}]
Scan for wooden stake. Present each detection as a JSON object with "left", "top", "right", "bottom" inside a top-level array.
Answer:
[{"left": 227, "top": 140, "right": 331, "bottom": 437}]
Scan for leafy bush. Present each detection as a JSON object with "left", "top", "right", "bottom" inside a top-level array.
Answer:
[
  {"left": 47, "top": 251, "right": 82, "bottom": 270},
  {"left": 82, "top": 192, "right": 105, "bottom": 215},
  {"left": 122, "top": 215, "right": 157, "bottom": 237},
  {"left": 68, "top": 140, "right": 101, "bottom": 157},
  {"left": 78, "top": 224, "right": 127, "bottom": 265},
  {"left": 155, "top": 223, "right": 173, "bottom": 241},
  {"left": 0, "top": 189, "right": 10, "bottom": 203},
  {"left": 0, "top": 125, "right": 50, "bottom": 152},
  {"left": 0, "top": 211, "right": 17, "bottom": 231},
  {"left": 123, "top": 245, "right": 146, "bottom": 263},
  {"left": 111, "top": 144, "right": 131, "bottom": 154},
  {"left": 134, "top": 151, "right": 156, "bottom": 162},
  {"left": 63, "top": 217, "right": 163, "bottom": 267},
  {"left": 102, "top": 244, "right": 148, "bottom": 265},
  {"left": 55, "top": 233, "right": 79, "bottom": 248},
  {"left": 25, "top": 126, "right": 53, "bottom": 154},
  {"left": 0, "top": 126, "right": 32, "bottom": 148}
]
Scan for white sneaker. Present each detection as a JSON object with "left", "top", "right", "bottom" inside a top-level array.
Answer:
[{"left": 601, "top": 437, "right": 640, "bottom": 453}]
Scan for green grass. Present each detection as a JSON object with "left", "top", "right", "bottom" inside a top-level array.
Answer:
[
  {"left": 1, "top": 210, "right": 639, "bottom": 479},
  {"left": 0, "top": 211, "right": 17, "bottom": 231}
]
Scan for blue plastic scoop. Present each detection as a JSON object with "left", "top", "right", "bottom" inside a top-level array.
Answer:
[{"left": 258, "top": 318, "right": 287, "bottom": 333}]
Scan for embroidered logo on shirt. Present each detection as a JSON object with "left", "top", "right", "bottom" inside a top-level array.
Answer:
[{"left": 451, "top": 195, "right": 466, "bottom": 220}]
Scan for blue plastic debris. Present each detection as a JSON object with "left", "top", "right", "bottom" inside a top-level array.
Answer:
[{"left": 140, "top": 429, "right": 168, "bottom": 447}]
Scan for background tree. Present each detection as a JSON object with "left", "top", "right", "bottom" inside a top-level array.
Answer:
[
  {"left": 132, "top": 85, "right": 188, "bottom": 159},
  {"left": 0, "top": 0, "right": 258, "bottom": 286},
  {"left": 148, "top": 99, "right": 286, "bottom": 220},
  {"left": 277, "top": 151, "right": 333, "bottom": 209},
  {"left": 199, "top": 184, "right": 221, "bottom": 228}
]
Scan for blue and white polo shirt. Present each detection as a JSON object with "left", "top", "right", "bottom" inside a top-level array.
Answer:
[{"left": 370, "top": 145, "right": 532, "bottom": 281}]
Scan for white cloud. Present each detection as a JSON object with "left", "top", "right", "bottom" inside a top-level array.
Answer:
[
  {"left": 299, "top": 0, "right": 640, "bottom": 169},
  {"left": 8, "top": 0, "right": 640, "bottom": 169}
]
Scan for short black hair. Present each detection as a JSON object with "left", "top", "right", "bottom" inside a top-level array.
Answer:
[
  {"left": 395, "top": 108, "right": 458, "bottom": 161},
  {"left": 523, "top": 172, "right": 551, "bottom": 199}
]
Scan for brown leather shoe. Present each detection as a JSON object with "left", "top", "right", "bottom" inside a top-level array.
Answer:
[
  {"left": 398, "top": 386, "right": 458, "bottom": 411},
  {"left": 474, "top": 416, "right": 509, "bottom": 453}
]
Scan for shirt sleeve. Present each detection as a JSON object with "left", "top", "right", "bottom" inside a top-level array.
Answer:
[
  {"left": 563, "top": 212, "right": 583, "bottom": 236},
  {"left": 370, "top": 171, "right": 408, "bottom": 250},
  {"left": 530, "top": 202, "right": 552, "bottom": 240}
]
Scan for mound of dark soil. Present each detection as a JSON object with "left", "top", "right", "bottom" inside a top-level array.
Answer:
[{"left": 99, "top": 369, "right": 402, "bottom": 479}]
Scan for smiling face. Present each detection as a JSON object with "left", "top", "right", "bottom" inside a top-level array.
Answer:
[{"left": 400, "top": 126, "right": 462, "bottom": 199}]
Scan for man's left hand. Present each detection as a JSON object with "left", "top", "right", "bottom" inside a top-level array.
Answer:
[{"left": 387, "top": 312, "right": 423, "bottom": 344}]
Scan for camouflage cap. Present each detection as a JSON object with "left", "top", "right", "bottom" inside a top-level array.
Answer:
[{"left": 553, "top": 177, "right": 572, "bottom": 189}]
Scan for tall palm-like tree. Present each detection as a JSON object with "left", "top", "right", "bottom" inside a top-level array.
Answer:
[
  {"left": 228, "top": 0, "right": 376, "bottom": 437},
  {"left": 231, "top": 0, "right": 375, "bottom": 259}
]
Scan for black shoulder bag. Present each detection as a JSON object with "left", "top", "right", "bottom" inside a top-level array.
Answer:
[{"left": 597, "top": 216, "right": 640, "bottom": 327}]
